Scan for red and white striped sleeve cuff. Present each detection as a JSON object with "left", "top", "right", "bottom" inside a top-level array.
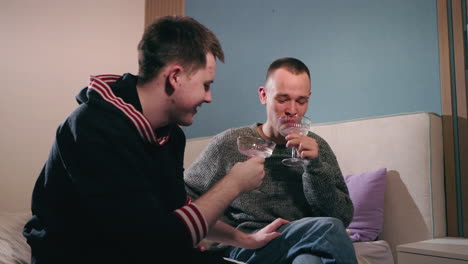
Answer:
[{"left": 173, "top": 200, "right": 208, "bottom": 246}]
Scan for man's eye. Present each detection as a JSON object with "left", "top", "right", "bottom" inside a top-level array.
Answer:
[{"left": 298, "top": 99, "right": 308, "bottom": 105}]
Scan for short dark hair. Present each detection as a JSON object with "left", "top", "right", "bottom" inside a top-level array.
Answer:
[
  {"left": 265, "top": 57, "right": 310, "bottom": 82},
  {"left": 137, "top": 16, "right": 224, "bottom": 84}
]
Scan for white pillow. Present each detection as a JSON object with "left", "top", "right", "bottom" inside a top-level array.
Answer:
[{"left": 0, "top": 213, "right": 31, "bottom": 264}]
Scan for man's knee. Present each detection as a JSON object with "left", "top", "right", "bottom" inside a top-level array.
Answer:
[
  {"left": 294, "top": 217, "right": 346, "bottom": 235},
  {"left": 313, "top": 217, "right": 345, "bottom": 229}
]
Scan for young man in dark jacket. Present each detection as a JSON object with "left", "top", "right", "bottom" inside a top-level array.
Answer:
[{"left": 23, "top": 16, "right": 288, "bottom": 264}]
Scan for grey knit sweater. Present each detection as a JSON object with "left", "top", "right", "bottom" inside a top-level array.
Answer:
[{"left": 184, "top": 124, "right": 353, "bottom": 237}]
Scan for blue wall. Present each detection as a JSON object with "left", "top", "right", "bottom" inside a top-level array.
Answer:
[{"left": 183, "top": 0, "right": 441, "bottom": 139}]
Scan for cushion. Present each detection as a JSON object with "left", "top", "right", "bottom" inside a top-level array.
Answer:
[
  {"left": 344, "top": 168, "right": 387, "bottom": 242},
  {"left": 353, "top": 240, "right": 394, "bottom": 264},
  {"left": 0, "top": 213, "right": 31, "bottom": 264}
]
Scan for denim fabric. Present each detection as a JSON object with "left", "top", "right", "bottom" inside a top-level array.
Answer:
[
  {"left": 225, "top": 217, "right": 358, "bottom": 264},
  {"left": 292, "top": 254, "right": 324, "bottom": 264}
]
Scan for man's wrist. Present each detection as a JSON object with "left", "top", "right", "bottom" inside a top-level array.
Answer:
[{"left": 218, "top": 173, "right": 243, "bottom": 197}]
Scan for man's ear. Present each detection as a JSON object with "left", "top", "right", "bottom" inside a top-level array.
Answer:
[
  {"left": 166, "top": 65, "right": 183, "bottom": 95},
  {"left": 259, "top": 86, "right": 267, "bottom": 105}
]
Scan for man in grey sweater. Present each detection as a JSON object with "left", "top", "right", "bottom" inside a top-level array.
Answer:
[{"left": 184, "top": 57, "right": 358, "bottom": 264}]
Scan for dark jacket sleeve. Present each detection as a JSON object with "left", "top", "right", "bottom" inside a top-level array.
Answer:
[{"left": 41, "top": 106, "right": 197, "bottom": 257}]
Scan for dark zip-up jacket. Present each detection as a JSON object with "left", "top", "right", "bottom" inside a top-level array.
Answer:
[{"left": 23, "top": 73, "right": 227, "bottom": 263}]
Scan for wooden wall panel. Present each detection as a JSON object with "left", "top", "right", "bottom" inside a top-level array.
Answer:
[
  {"left": 451, "top": 0, "right": 468, "bottom": 238},
  {"left": 438, "top": 0, "right": 468, "bottom": 237},
  {"left": 145, "top": 0, "right": 184, "bottom": 28},
  {"left": 453, "top": 0, "right": 468, "bottom": 237},
  {"left": 438, "top": 0, "right": 459, "bottom": 237}
]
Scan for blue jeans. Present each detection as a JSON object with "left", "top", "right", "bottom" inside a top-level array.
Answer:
[{"left": 224, "top": 217, "right": 358, "bottom": 264}]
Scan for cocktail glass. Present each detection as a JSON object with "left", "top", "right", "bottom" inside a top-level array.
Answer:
[
  {"left": 237, "top": 136, "right": 276, "bottom": 158},
  {"left": 278, "top": 115, "right": 312, "bottom": 166}
]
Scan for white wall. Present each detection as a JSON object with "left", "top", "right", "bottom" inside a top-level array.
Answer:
[{"left": 0, "top": 0, "right": 145, "bottom": 212}]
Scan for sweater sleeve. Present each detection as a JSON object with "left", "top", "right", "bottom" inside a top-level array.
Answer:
[
  {"left": 184, "top": 130, "right": 238, "bottom": 200},
  {"left": 301, "top": 134, "right": 354, "bottom": 227}
]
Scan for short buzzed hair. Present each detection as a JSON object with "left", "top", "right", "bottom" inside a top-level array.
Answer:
[
  {"left": 265, "top": 57, "right": 310, "bottom": 82},
  {"left": 137, "top": 16, "right": 224, "bottom": 84}
]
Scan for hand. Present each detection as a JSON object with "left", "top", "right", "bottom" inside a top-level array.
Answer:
[
  {"left": 194, "top": 241, "right": 208, "bottom": 251},
  {"left": 285, "top": 134, "right": 319, "bottom": 159},
  {"left": 227, "top": 157, "right": 265, "bottom": 193},
  {"left": 240, "top": 218, "right": 290, "bottom": 249}
]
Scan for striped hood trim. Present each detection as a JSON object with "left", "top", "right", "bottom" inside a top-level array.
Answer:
[{"left": 87, "top": 74, "right": 169, "bottom": 145}]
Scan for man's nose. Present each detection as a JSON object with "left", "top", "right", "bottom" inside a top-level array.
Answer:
[
  {"left": 285, "top": 101, "right": 297, "bottom": 116},
  {"left": 204, "top": 90, "right": 212, "bottom": 103}
]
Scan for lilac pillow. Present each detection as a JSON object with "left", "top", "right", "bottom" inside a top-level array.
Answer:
[{"left": 344, "top": 168, "right": 387, "bottom": 242}]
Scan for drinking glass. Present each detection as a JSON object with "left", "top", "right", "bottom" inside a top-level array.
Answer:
[
  {"left": 278, "top": 115, "right": 312, "bottom": 166},
  {"left": 237, "top": 136, "right": 276, "bottom": 158}
]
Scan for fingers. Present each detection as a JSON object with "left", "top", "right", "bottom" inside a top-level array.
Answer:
[
  {"left": 264, "top": 231, "right": 281, "bottom": 241},
  {"left": 230, "top": 156, "right": 265, "bottom": 193},
  {"left": 264, "top": 218, "right": 290, "bottom": 232},
  {"left": 245, "top": 157, "right": 265, "bottom": 177},
  {"left": 299, "top": 150, "right": 316, "bottom": 159},
  {"left": 285, "top": 134, "right": 314, "bottom": 147},
  {"left": 194, "top": 243, "right": 207, "bottom": 251},
  {"left": 248, "top": 156, "right": 266, "bottom": 164},
  {"left": 258, "top": 218, "right": 290, "bottom": 244},
  {"left": 271, "top": 217, "right": 291, "bottom": 226},
  {"left": 285, "top": 135, "right": 319, "bottom": 159}
]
